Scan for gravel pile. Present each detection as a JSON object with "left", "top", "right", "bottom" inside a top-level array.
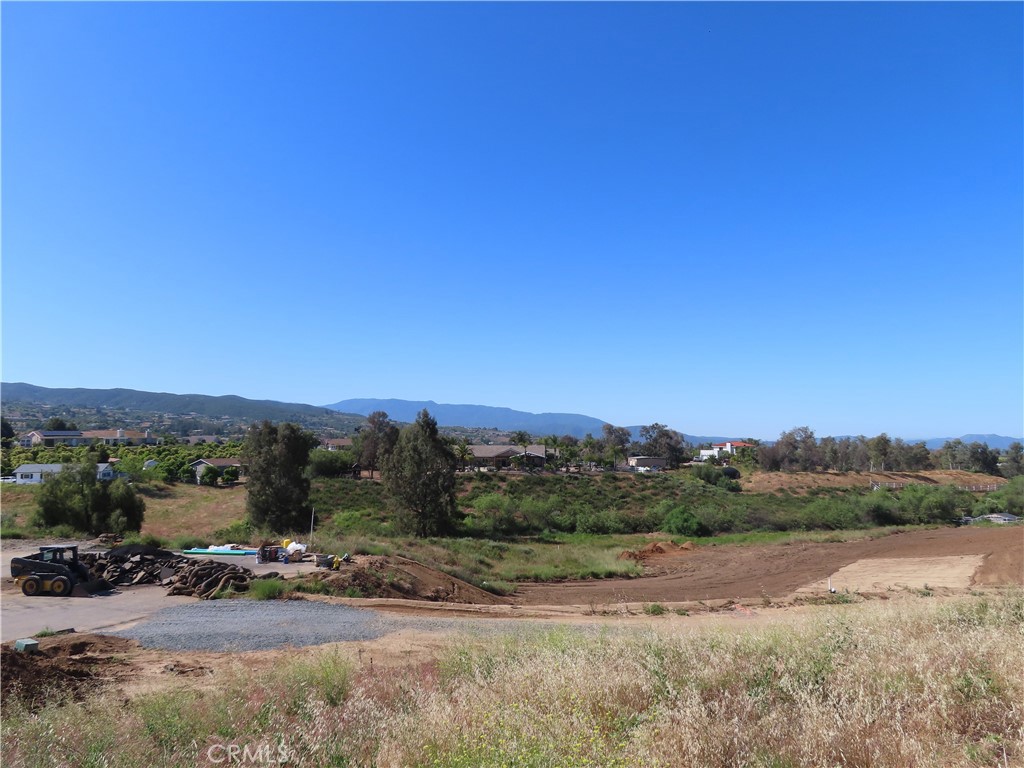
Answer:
[{"left": 111, "top": 600, "right": 548, "bottom": 652}]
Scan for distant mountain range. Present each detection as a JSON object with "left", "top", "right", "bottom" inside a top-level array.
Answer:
[
  {"left": 2, "top": 384, "right": 1019, "bottom": 448},
  {"left": 1, "top": 382, "right": 364, "bottom": 431},
  {"left": 324, "top": 398, "right": 609, "bottom": 438}
]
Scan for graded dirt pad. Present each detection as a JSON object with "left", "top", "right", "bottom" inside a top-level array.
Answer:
[
  {"left": 797, "top": 555, "right": 986, "bottom": 593},
  {"left": 512, "top": 526, "right": 1023, "bottom": 606}
]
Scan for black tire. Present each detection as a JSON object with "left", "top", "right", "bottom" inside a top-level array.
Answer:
[
  {"left": 50, "top": 576, "right": 73, "bottom": 596},
  {"left": 21, "top": 577, "right": 41, "bottom": 596}
]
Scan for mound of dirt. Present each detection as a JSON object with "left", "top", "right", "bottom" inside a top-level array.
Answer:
[
  {"left": 619, "top": 541, "right": 696, "bottom": 562},
  {"left": 1, "top": 634, "right": 140, "bottom": 710},
  {"left": 303, "top": 555, "right": 507, "bottom": 604},
  {"left": 294, "top": 557, "right": 505, "bottom": 606}
]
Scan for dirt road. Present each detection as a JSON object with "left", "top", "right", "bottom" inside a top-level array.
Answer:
[{"left": 512, "top": 526, "right": 1023, "bottom": 606}]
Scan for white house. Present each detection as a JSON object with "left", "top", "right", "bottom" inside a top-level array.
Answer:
[
  {"left": 698, "top": 441, "right": 757, "bottom": 461},
  {"left": 13, "top": 463, "right": 118, "bottom": 485},
  {"left": 628, "top": 456, "right": 668, "bottom": 471},
  {"left": 13, "top": 464, "right": 64, "bottom": 484}
]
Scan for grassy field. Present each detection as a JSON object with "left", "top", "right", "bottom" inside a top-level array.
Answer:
[{"left": 3, "top": 591, "right": 1021, "bottom": 767}]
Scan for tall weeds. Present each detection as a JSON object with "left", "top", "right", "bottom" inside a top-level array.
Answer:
[{"left": 3, "top": 592, "right": 1021, "bottom": 767}]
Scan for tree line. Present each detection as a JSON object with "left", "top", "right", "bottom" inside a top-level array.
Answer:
[{"left": 754, "top": 427, "right": 1020, "bottom": 477}]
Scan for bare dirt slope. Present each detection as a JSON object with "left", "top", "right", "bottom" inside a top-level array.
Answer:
[
  {"left": 512, "top": 526, "right": 1023, "bottom": 606},
  {"left": 740, "top": 469, "right": 1007, "bottom": 494}
]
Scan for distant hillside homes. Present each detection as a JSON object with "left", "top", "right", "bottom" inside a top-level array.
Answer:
[{"left": 18, "top": 429, "right": 163, "bottom": 448}]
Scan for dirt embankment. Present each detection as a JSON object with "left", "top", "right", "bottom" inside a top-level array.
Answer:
[{"left": 740, "top": 469, "right": 1007, "bottom": 495}]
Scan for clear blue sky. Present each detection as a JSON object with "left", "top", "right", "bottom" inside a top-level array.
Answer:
[{"left": 2, "top": 2, "right": 1021, "bottom": 440}]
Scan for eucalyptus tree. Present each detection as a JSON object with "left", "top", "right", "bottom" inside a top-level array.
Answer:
[
  {"left": 243, "top": 421, "right": 320, "bottom": 533},
  {"left": 382, "top": 410, "right": 458, "bottom": 536}
]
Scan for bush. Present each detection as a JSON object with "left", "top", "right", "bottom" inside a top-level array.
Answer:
[
  {"left": 308, "top": 449, "right": 357, "bottom": 479},
  {"left": 214, "top": 520, "right": 255, "bottom": 544},
  {"left": 662, "top": 505, "right": 711, "bottom": 537}
]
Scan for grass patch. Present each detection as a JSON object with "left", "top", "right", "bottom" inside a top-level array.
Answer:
[{"left": 247, "top": 578, "right": 289, "bottom": 600}]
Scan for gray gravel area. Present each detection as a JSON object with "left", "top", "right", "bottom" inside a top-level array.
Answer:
[{"left": 110, "top": 600, "right": 571, "bottom": 652}]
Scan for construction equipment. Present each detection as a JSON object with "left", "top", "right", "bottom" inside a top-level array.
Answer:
[{"left": 10, "top": 545, "right": 97, "bottom": 597}]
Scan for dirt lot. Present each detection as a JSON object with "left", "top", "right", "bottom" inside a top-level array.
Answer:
[
  {"left": 513, "top": 525, "right": 1022, "bottom": 606},
  {"left": 3, "top": 525, "right": 1020, "bottom": 701}
]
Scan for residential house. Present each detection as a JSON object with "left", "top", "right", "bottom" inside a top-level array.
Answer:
[
  {"left": 18, "top": 430, "right": 89, "bottom": 448},
  {"left": 698, "top": 441, "right": 757, "bottom": 461},
  {"left": 188, "top": 458, "right": 246, "bottom": 483},
  {"left": 181, "top": 435, "right": 229, "bottom": 446},
  {"left": 80, "top": 429, "right": 163, "bottom": 446},
  {"left": 13, "top": 463, "right": 119, "bottom": 485},
  {"left": 467, "top": 444, "right": 547, "bottom": 470},
  {"left": 628, "top": 456, "right": 668, "bottom": 471},
  {"left": 320, "top": 438, "right": 354, "bottom": 451}
]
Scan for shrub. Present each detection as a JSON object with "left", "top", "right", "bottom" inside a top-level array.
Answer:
[
  {"left": 214, "top": 519, "right": 254, "bottom": 544},
  {"left": 663, "top": 505, "right": 711, "bottom": 537}
]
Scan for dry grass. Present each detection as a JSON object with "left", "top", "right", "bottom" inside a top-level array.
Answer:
[
  {"left": 136, "top": 483, "right": 247, "bottom": 540},
  {"left": 2, "top": 591, "right": 1021, "bottom": 767}
]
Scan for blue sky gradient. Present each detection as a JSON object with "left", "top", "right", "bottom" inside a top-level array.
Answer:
[{"left": 2, "top": 2, "right": 1021, "bottom": 440}]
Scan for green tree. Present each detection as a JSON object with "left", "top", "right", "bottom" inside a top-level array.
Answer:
[
  {"left": 34, "top": 463, "right": 144, "bottom": 535},
  {"left": 357, "top": 411, "right": 399, "bottom": 479},
  {"left": 509, "top": 430, "right": 532, "bottom": 465},
  {"left": 453, "top": 439, "right": 473, "bottom": 472},
  {"left": 867, "top": 433, "right": 892, "bottom": 472},
  {"left": 1002, "top": 442, "right": 1024, "bottom": 479},
  {"left": 602, "top": 425, "right": 632, "bottom": 469},
  {"left": 199, "top": 464, "right": 221, "bottom": 486},
  {"left": 1, "top": 416, "right": 15, "bottom": 448},
  {"left": 638, "top": 423, "right": 688, "bottom": 469},
  {"left": 243, "top": 421, "right": 319, "bottom": 533},
  {"left": 43, "top": 417, "right": 77, "bottom": 431},
  {"left": 381, "top": 410, "right": 457, "bottom": 537},
  {"left": 967, "top": 442, "right": 1000, "bottom": 474}
]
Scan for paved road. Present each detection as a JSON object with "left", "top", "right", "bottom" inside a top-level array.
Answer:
[{"left": 1, "top": 586, "right": 197, "bottom": 641}]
